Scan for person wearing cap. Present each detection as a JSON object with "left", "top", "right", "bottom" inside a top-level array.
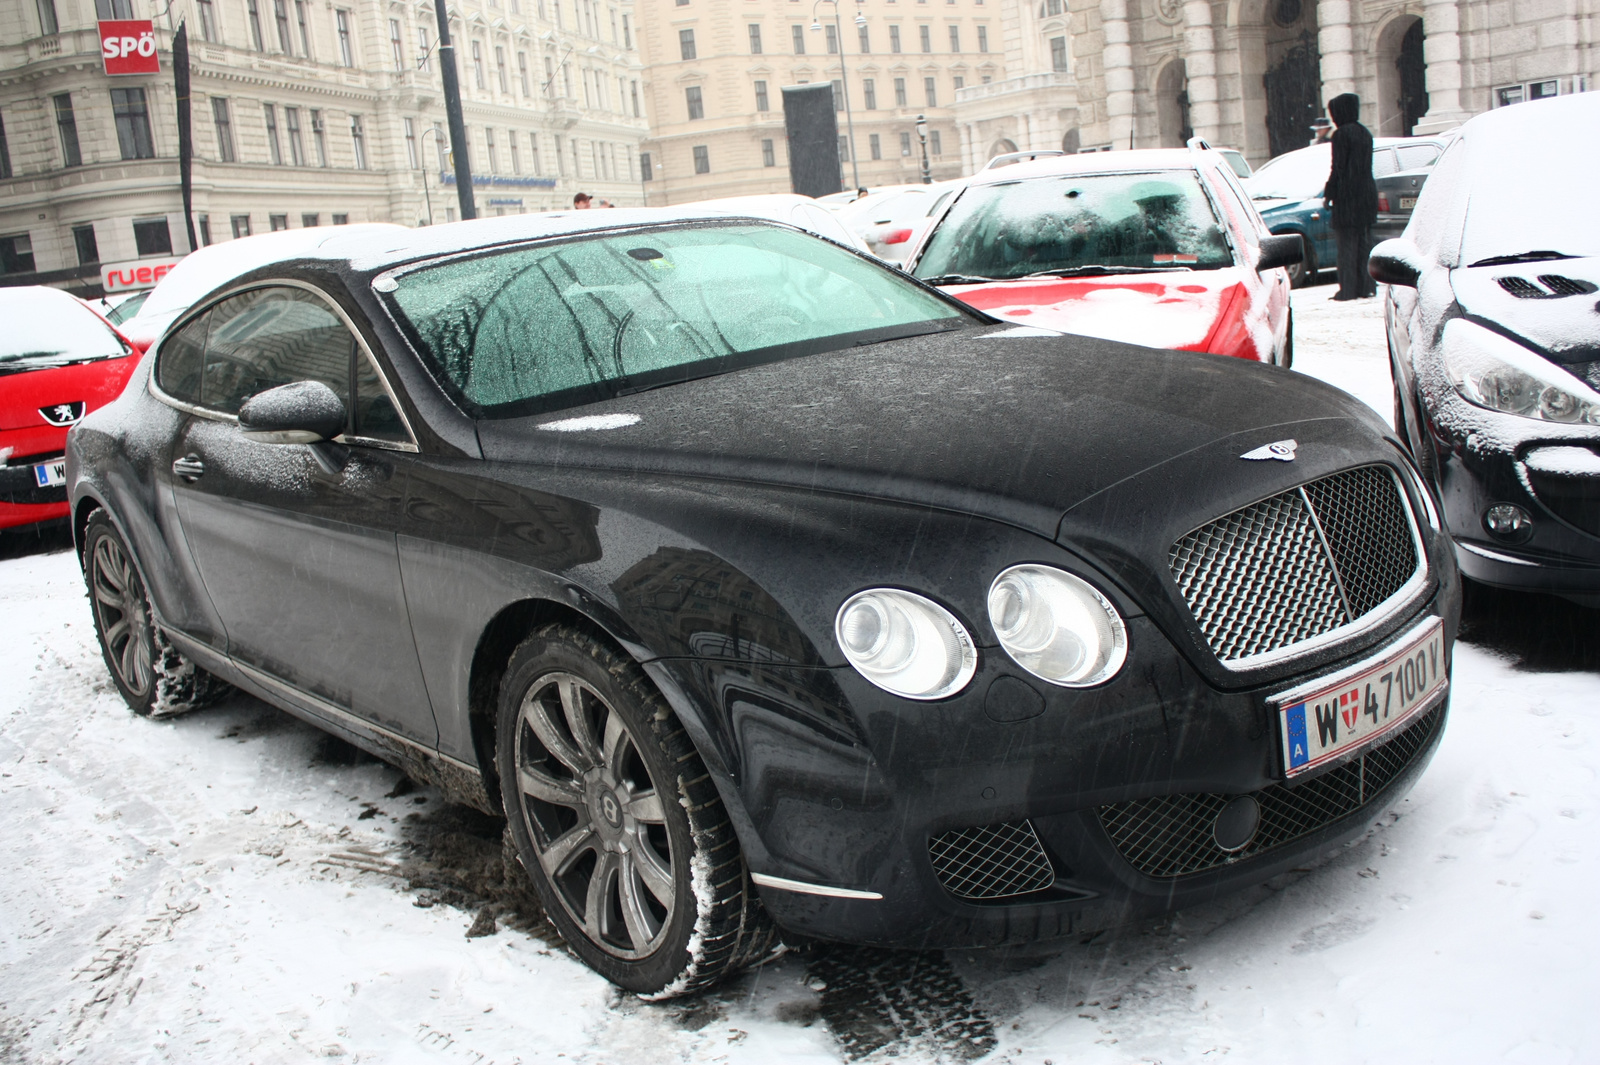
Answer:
[
  {"left": 1321, "top": 93, "right": 1378, "bottom": 301},
  {"left": 1309, "top": 117, "right": 1333, "bottom": 146},
  {"left": 573, "top": 192, "right": 593, "bottom": 209}
]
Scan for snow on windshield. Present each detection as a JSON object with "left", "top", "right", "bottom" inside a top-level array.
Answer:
[
  {"left": 1242, "top": 144, "right": 1331, "bottom": 201},
  {"left": 913, "top": 170, "right": 1233, "bottom": 281},
  {"left": 0, "top": 291, "right": 124, "bottom": 364},
  {"left": 1458, "top": 120, "right": 1600, "bottom": 263}
]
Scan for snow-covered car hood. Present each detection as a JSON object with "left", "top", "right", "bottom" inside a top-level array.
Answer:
[
  {"left": 941, "top": 268, "right": 1271, "bottom": 360},
  {"left": 1451, "top": 257, "right": 1600, "bottom": 364}
]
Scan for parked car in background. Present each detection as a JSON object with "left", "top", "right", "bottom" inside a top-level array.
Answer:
[
  {"left": 1215, "top": 147, "right": 1253, "bottom": 179},
  {"left": 846, "top": 181, "right": 966, "bottom": 262},
  {"left": 1245, "top": 136, "right": 1452, "bottom": 286},
  {"left": 907, "top": 146, "right": 1301, "bottom": 364},
  {"left": 87, "top": 290, "right": 151, "bottom": 327},
  {"left": 1, "top": 286, "right": 141, "bottom": 530},
  {"left": 678, "top": 193, "right": 873, "bottom": 255},
  {"left": 71, "top": 209, "right": 1455, "bottom": 998},
  {"left": 1373, "top": 166, "right": 1436, "bottom": 244},
  {"left": 1374, "top": 92, "right": 1600, "bottom": 608}
]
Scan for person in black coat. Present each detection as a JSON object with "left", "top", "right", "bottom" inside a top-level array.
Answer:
[{"left": 1322, "top": 92, "right": 1379, "bottom": 300}]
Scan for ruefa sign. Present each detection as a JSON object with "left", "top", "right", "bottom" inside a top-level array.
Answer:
[{"left": 101, "top": 255, "right": 184, "bottom": 293}]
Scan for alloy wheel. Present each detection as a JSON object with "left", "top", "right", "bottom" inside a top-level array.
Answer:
[
  {"left": 90, "top": 534, "right": 153, "bottom": 699},
  {"left": 512, "top": 672, "right": 676, "bottom": 960}
]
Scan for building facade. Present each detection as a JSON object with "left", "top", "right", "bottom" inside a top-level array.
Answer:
[
  {"left": 633, "top": 0, "right": 1003, "bottom": 204},
  {"left": 0, "top": 0, "right": 648, "bottom": 294},
  {"left": 953, "top": 0, "right": 1598, "bottom": 169}
]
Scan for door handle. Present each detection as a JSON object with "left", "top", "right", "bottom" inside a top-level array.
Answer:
[{"left": 172, "top": 454, "right": 205, "bottom": 482}]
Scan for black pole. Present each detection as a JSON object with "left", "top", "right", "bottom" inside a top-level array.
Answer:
[
  {"left": 432, "top": 0, "right": 475, "bottom": 220},
  {"left": 172, "top": 22, "right": 198, "bottom": 250}
]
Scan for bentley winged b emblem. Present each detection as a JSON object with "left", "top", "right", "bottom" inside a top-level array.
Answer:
[{"left": 1240, "top": 439, "right": 1298, "bottom": 462}]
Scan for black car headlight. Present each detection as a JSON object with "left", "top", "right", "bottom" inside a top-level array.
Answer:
[
  {"left": 1442, "top": 318, "right": 1600, "bottom": 424},
  {"left": 987, "top": 565, "right": 1127, "bottom": 687},
  {"left": 835, "top": 589, "right": 977, "bottom": 700}
]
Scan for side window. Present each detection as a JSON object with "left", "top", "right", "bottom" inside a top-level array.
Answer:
[
  {"left": 1207, "top": 166, "right": 1260, "bottom": 248},
  {"left": 200, "top": 286, "right": 353, "bottom": 418},
  {"left": 1407, "top": 137, "right": 1469, "bottom": 265},
  {"left": 1395, "top": 143, "right": 1441, "bottom": 171},
  {"left": 156, "top": 311, "right": 210, "bottom": 405},
  {"left": 1371, "top": 147, "right": 1400, "bottom": 178},
  {"left": 353, "top": 353, "right": 409, "bottom": 443}
]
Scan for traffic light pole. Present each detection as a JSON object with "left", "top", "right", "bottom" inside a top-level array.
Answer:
[{"left": 433, "top": 0, "right": 475, "bottom": 220}]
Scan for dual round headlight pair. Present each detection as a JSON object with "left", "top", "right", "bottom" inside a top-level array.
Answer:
[{"left": 834, "top": 565, "right": 1128, "bottom": 700}]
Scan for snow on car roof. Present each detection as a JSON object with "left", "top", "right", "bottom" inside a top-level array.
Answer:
[{"left": 965, "top": 148, "right": 1209, "bottom": 187}]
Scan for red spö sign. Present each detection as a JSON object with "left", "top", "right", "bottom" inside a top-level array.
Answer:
[{"left": 100, "top": 20, "right": 160, "bottom": 75}]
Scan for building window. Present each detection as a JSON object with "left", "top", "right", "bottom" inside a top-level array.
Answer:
[
  {"left": 404, "top": 116, "right": 419, "bottom": 168},
  {"left": 894, "top": 77, "right": 907, "bottom": 106},
  {"left": 869, "top": 132, "right": 881, "bottom": 159},
  {"left": 285, "top": 106, "right": 305, "bottom": 165},
  {"left": 295, "top": 0, "right": 310, "bottom": 55},
  {"left": 977, "top": 25, "right": 988, "bottom": 51},
  {"left": 953, "top": 75, "right": 963, "bottom": 89},
  {"left": 889, "top": 24, "right": 900, "bottom": 52},
  {"left": 1, "top": 235, "right": 37, "bottom": 274},
  {"left": 270, "top": 213, "right": 289, "bottom": 231},
  {"left": 0, "top": 112, "right": 12, "bottom": 179},
  {"left": 264, "top": 103, "right": 282, "bottom": 164},
  {"left": 231, "top": 214, "right": 251, "bottom": 238},
  {"left": 754, "top": 79, "right": 769, "bottom": 111},
  {"left": 899, "top": 131, "right": 911, "bottom": 156},
  {"left": 554, "top": 134, "right": 564, "bottom": 175},
  {"left": 686, "top": 85, "right": 703, "bottom": 120},
  {"left": 930, "top": 129, "right": 942, "bottom": 155},
  {"left": 53, "top": 93, "right": 81, "bottom": 167},
  {"left": 486, "top": 126, "right": 497, "bottom": 171},
  {"left": 418, "top": 27, "right": 431, "bottom": 70},
  {"left": 761, "top": 138, "right": 775, "bottom": 167},
  {"left": 133, "top": 217, "right": 172, "bottom": 256},
  {"left": 310, "top": 109, "right": 327, "bottom": 165},
  {"left": 924, "top": 76, "right": 937, "bottom": 106},
  {"left": 1045, "top": 0, "right": 1061, "bottom": 13},
  {"left": 748, "top": 24, "right": 762, "bottom": 53},
  {"left": 631, "top": 80, "right": 641, "bottom": 116},
  {"left": 830, "top": 79, "right": 843, "bottom": 110},
  {"left": 274, "top": 0, "right": 293, "bottom": 52},
  {"left": 640, "top": 150, "right": 652, "bottom": 179},
  {"left": 622, "top": 13, "right": 631, "bottom": 48},
  {"left": 301, "top": 213, "right": 319, "bottom": 227},
  {"left": 472, "top": 41, "right": 486, "bottom": 88},
  {"left": 198, "top": 215, "right": 212, "bottom": 245},
  {"left": 96, "top": 0, "right": 135, "bottom": 16},
  {"left": 837, "top": 134, "right": 849, "bottom": 161},
  {"left": 332, "top": 212, "right": 348, "bottom": 224},
  {"left": 679, "top": 28, "right": 695, "bottom": 60},
  {"left": 862, "top": 78, "right": 876, "bottom": 109},
  {"left": 519, "top": 52, "right": 531, "bottom": 94},
  {"left": 111, "top": 88, "right": 154, "bottom": 160},
  {"left": 919, "top": 24, "right": 931, "bottom": 52},
  {"left": 36, "top": 0, "right": 59, "bottom": 35},
  {"left": 791, "top": 24, "right": 804, "bottom": 53},
  {"left": 825, "top": 23, "right": 838, "bottom": 53},
  {"left": 495, "top": 46, "right": 509, "bottom": 92},
  {"left": 73, "top": 224, "right": 99, "bottom": 265},
  {"left": 692, "top": 144, "right": 709, "bottom": 173},
  {"left": 948, "top": 24, "right": 959, "bottom": 51},
  {"left": 1050, "top": 35, "right": 1067, "bottom": 72},
  {"left": 212, "top": 97, "right": 236, "bottom": 161},
  {"left": 246, "top": 0, "right": 264, "bottom": 50},
  {"left": 197, "top": 0, "right": 218, "bottom": 42},
  {"left": 858, "top": 24, "right": 869, "bottom": 52},
  {"left": 509, "top": 129, "right": 520, "bottom": 173},
  {"left": 390, "top": 19, "right": 404, "bottom": 69},
  {"left": 336, "top": 9, "right": 353, "bottom": 65},
  {"left": 350, "top": 114, "right": 367, "bottom": 168}
]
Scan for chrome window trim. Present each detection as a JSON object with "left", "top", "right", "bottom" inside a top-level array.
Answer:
[{"left": 146, "top": 277, "right": 420, "bottom": 454}]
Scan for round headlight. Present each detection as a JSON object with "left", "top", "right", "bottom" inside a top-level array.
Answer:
[
  {"left": 835, "top": 589, "right": 977, "bottom": 700},
  {"left": 987, "top": 565, "right": 1127, "bottom": 687}
]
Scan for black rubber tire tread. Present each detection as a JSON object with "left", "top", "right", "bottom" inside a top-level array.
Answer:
[
  {"left": 82, "top": 508, "right": 230, "bottom": 718},
  {"left": 496, "top": 622, "right": 778, "bottom": 998},
  {"left": 1281, "top": 309, "right": 1295, "bottom": 368}
]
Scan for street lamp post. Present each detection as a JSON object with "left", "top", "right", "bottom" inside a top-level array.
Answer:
[
  {"left": 916, "top": 113, "right": 931, "bottom": 184},
  {"left": 810, "top": 0, "right": 864, "bottom": 191},
  {"left": 419, "top": 126, "right": 447, "bottom": 225}
]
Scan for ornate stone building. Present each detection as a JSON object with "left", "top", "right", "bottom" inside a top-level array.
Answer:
[{"left": 0, "top": 0, "right": 647, "bottom": 293}]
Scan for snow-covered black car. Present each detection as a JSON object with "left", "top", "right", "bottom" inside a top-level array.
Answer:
[
  {"left": 1376, "top": 92, "right": 1600, "bottom": 607},
  {"left": 67, "top": 211, "right": 1458, "bottom": 997}
]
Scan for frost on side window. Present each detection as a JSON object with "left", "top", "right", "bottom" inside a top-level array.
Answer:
[
  {"left": 386, "top": 223, "right": 962, "bottom": 416},
  {"left": 913, "top": 171, "right": 1234, "bottom": 283}
]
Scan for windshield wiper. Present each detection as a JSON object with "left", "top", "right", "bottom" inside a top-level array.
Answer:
[
  {"left": 919, "top": 273, "right": 999, "bottom": 286},
  {"left": 1017, "top": 265, "right": 1189, "bottom": 279},
  {"left": 1468, "top": 250, "right": 1577, "bottom": 268}
]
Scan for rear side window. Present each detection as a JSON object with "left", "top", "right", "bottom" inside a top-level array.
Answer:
[
  {"left": 201, "top": 286, "right": 353, "bottom": 415},
  {"left": 353, "top": 353, "right": 408, "bottom": 443},
  {"left": 156, "top": 312, "right": 209, "bottom": 405},
  {"left": 1395, "top": 143, "right": 1440, "bottom": 171},
  {"left": 1372, "top": 148, "right": 1400, "bottom": 178}
]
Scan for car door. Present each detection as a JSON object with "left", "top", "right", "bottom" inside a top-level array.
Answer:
[{"left": 163, "top": 282, "right": 439, "bottom": 747}]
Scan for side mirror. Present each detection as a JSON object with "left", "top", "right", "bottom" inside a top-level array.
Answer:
[
  {"left": 238, "top": 381, "right": 347, "bottom": 444},
  {"left": 1257, "top": 233, "right": 1304, "bottom": 273},
  {"left": 1369, "top": 238, "right": 1425, "bottom": 288}
]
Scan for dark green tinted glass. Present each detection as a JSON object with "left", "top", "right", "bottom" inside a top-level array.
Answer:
[{"left": 353, "top": 351, "right": 409, "bottom": 443}]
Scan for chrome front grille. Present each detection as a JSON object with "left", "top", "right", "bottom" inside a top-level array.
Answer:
[
  {"left": 1169, "top": 466, "right": 1422, "bottom": 666},
  {"left": 928, "top": 821, "right": 1056, "bottom": 900}
]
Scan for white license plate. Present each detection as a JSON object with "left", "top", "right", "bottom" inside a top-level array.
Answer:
[
  {"left": 1272, "top": 617, "right": 1447, "bottom": 779},
  {"left": 33, "top": 460, "right": 66, "bottom": 488},
  {"left": 1399, "top": 197, "right": 1418, "bottom": 210}
]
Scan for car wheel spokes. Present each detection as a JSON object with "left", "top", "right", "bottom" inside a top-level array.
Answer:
[{"left": 93, "top": 536, "right": 152, "bottom": 698}]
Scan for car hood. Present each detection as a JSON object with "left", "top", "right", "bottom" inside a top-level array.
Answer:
[
  {"left": 0, "top": 354, "right": 142, "bottom": 432},
  {"left": 1451, "top": 257, "right": 1600, "bottom": 364},
  {"left": 476, "top": 324, "right": 1388, "bottom": 540},
  {"left": 940, "top": 270, "right": 1252, "bottom": 355}
]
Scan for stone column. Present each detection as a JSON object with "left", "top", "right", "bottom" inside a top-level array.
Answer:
[
  {"left": 1182, "top": 0, "right": 1220, "bottom": 141},
  {"left": 1414, "top": 0, "right": 1472, "bottom": 133},
  {"left": 1101, "top": 0, "right": 1136, "bottom": 148},
  {"left": 1316, "top": 0, "right": 1359, "bottom": 105}
]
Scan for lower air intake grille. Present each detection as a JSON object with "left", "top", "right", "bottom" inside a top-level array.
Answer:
[
  {"left": 928, "top": 820, "right": 1056, "bottom": 900},
  {"left": 1098, "top": 705, "right": 1443, "bottom": 879}
]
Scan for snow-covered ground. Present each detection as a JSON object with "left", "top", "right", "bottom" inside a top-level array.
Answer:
[{"left": 3, "top": 285, "right": 1598, "bottom": 1064}]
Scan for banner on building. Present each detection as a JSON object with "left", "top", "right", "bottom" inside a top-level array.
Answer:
[
  {"left": 102, "top": 256, "right": 184, "bottom": 293},
  {"left": 100, "top": 20, "right": 160, "bottom": 75}
]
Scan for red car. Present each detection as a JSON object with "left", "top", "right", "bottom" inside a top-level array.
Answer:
[
  {"left": 1, "top": 286, "right": 142, "bottom": 530},
  {"left": 906, "top": 146, "right": 1303, "bottom": 365}
]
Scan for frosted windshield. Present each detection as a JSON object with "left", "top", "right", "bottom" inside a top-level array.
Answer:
[
  {"left": 387, "top": 222, "right": 965, "bottom": 416},
  {"left": 1457, "top": 133, "right": 1600, "bottom": 264},
  {"left": 0, "top": 290, "right": 124, "bottom": 365},
  {"left": 913, "top": 170, "right": 1233, "bottom": 281},
  {"left": 1242, "top": 145, "right": 1332, "bottom": 201}
]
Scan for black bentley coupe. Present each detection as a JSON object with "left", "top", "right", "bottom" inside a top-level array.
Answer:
[{"left": 68, "top": 211, "right": 1459, "bottom": 997}]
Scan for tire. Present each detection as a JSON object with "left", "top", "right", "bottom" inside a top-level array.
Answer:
[
  {"left": 83, "top": 509, "right": 229, "bottom": 717},
  {"left": 496, "top": 623, "right": 776, "bottom": 998},
  {"left": 1285, "top": 235, "right": 1317, "bottom": 289}
]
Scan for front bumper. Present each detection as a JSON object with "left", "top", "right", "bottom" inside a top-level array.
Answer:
[{"left": 0, "top": 451, "right": 69, "bottom": 530}]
